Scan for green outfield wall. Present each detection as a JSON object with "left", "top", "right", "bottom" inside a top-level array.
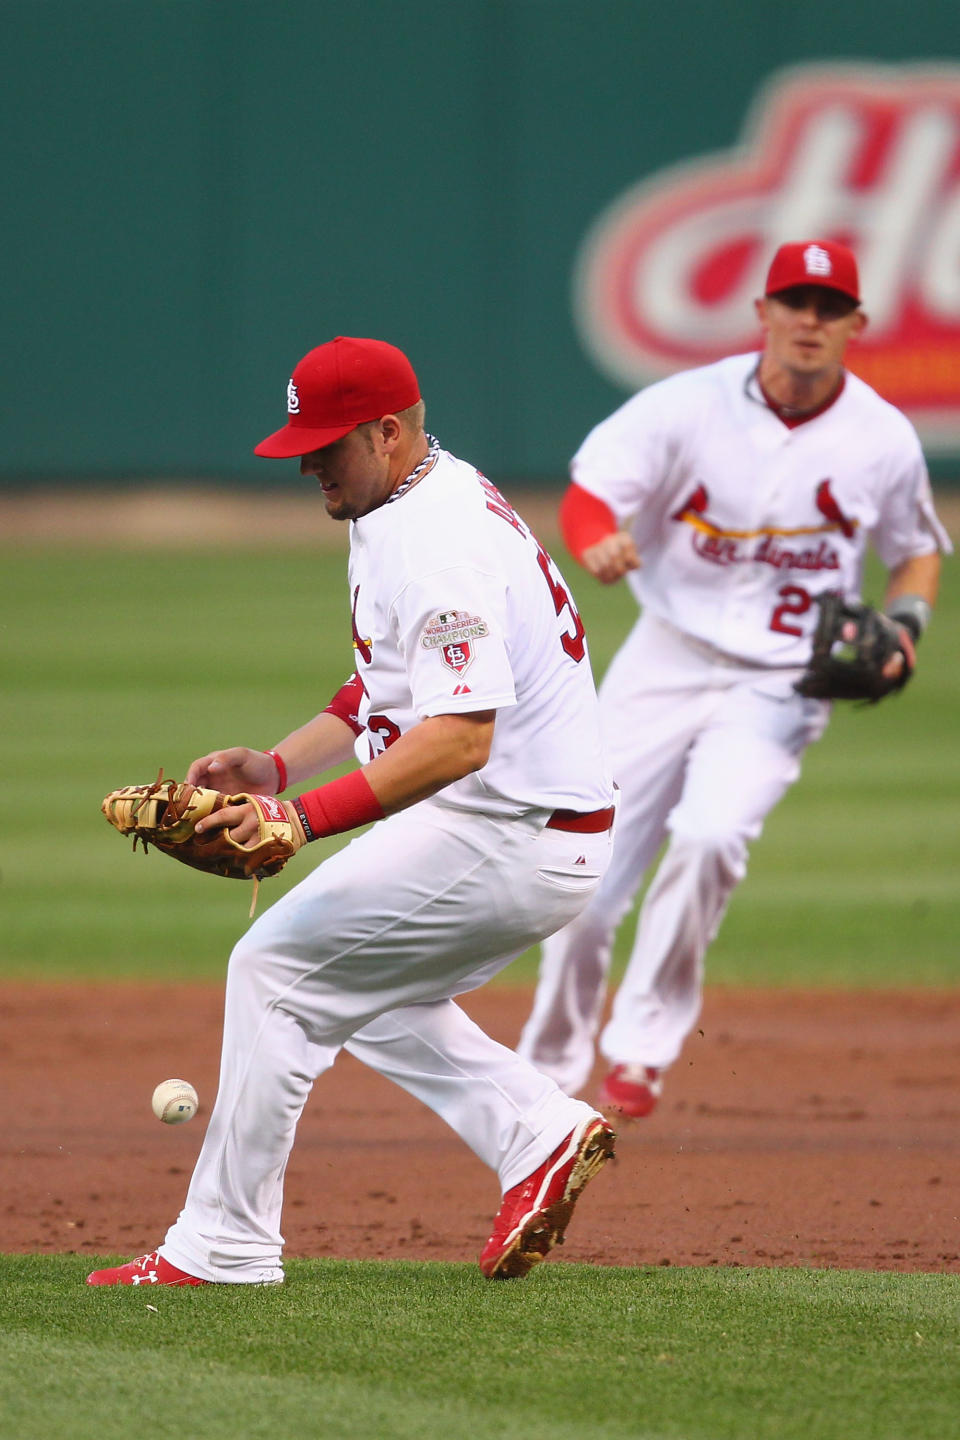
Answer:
[{"left": 4, "top": 1, "right": 960, "bottom": 487}]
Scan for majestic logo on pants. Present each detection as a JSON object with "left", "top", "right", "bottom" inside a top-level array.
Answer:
[{"left": 573, "top": 62, "right": 960, "bottom": 449}]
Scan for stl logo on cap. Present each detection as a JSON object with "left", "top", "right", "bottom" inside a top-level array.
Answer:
[
  {"left": 803, "top": 244, "right": 833, "bottom": 278},
  {"left": 286, "top": 379, "right": 300, "bottom": 415}
]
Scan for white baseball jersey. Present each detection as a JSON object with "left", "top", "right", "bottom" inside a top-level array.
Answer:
[
  {"left": 572, "top": 352, "right": 951, "bottom": 666},
  {"left": 347, "top": 446, "right": 614, "bottom": 814}
]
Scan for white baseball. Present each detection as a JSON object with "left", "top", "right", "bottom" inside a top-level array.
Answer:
[{"left": 151, "top": 1078, "right": 199, "bottom": 1125}]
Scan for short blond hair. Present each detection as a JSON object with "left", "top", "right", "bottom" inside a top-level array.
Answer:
[
  {"left": 355, "top": 401, "right": 425, "bottom": 449},
  {"left": 397, "top": 399, "right": 426, "bottom": 433}
]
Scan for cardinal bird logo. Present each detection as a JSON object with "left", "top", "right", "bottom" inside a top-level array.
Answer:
[
  {"left": 814, "top": 480, "right": 856, "bottom": 538},
  {"left": 671, "top": 484, "right": 709, "bottom": 523},
  {"left": 350, "top": 586, "right": 373, "bottom": 663}
]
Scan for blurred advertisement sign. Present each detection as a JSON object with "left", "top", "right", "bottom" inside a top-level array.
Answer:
[{"left": 574, "top": 64, "right": 960, "bottom": 451}]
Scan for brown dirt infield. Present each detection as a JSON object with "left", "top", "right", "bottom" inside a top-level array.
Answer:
[{"left": 3, "top": 981, "right": 958, "bottom": 1274}]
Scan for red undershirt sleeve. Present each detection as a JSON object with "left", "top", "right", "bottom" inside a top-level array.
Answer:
[
  {"left": 559, "top": 483, "right": 618, "bottom": 563},
  {"left": 323, "top": 672, "right": 365, "bottom": 736}
]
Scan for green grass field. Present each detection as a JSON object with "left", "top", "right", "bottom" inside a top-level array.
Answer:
[
  {"left": 1, "top": 512, "right": 958, "bottom": 1440},
  {"left": 1, "top": 533, "right": 957, "bottom": 984},
  {"left": 2, "top": 1256, "right": 958, "bottom": 1440}
]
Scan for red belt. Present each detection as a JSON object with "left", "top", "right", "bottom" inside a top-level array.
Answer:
[{"left": 545, "top": 805, "right": 616, "bottom": 834}]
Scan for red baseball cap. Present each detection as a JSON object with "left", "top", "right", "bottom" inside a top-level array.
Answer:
[
  {"left": 764, "top": 240, "right": 861, "bottom": 303},
  {"left": 254, "top": 336, "right": 421, "bottom": 458}
]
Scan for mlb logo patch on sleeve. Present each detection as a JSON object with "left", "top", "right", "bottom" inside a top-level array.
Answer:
[{"left": 420, "top": 610, "right": 490, "bottom": 676}]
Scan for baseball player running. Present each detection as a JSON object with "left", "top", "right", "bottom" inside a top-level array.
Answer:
[
  {"left": 517, "top": 240, "right": 950, "bottom": 1119},
  {"left": 88, "top": 336, "right": 618, "bottom": 1286}
]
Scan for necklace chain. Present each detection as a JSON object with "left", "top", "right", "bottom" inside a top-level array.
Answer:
[{"left": 388, "top": 434, "right": 440, "bottom": 504}]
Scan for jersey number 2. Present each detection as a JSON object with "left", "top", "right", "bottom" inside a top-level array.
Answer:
[{"left": 769, "top": 584, "right": 812, "bottom": 637}]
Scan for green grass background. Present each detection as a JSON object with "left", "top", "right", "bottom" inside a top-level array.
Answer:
[
  {"left": 3, "top": 1256, "right": 959, "bottom": 1440},
  {"left": 1, "top": 523, "right": 957, "bottom": 984},
  {"left": 1, "top": 505, "right": 957, "bottom": 1440}
]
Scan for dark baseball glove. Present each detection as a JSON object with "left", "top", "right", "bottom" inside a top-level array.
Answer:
[
  {"left": 102, "top": 772, "right": 299, "bottom": 888},
  {"left": 794, "top": 592, "right": 913, "bottom": 703}
]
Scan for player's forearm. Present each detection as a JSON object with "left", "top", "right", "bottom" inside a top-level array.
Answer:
[
  {"left": 289, "top": 711, "right": 496, "bottom": 846},
  {"left": 883, "top": 551, "right": 941, "bottom": 609},
  {"left": 560, "top": 483, "right": 639, "bottom": 582},
  {"left": 269, "top": 712, "right": 360, "bottom": 789},
  {"left": 882, "top": 551, "right": 940, "bottom": 653},
  {"left": 360, "top": 711, "right": 496, "bottom": 812}
]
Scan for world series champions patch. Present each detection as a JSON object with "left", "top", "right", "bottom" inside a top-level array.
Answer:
[{"left": 420, "top": 610, "right": 490, "bottom": 676}]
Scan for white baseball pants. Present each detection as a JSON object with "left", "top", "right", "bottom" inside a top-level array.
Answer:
[
  {"left": 517, "top": 614, "right": 829, "bottom": 1094},
  {"left": 161, "top": 798, "right": 612, "bottom": 1283}
]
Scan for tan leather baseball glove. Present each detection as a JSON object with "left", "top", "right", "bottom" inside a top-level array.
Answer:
[{"left": 102, "top": 773, "right": 300, "bottom": 911}]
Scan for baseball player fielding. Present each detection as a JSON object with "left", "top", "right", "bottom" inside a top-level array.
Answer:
[
  {"left": 87, "top": 335, "right": 617, "bottom": 1289},
  {"left": 151, "top": 1079, "right": 199, "bottom": 1125},
  {"left": 518, "top": 238, "right": 950, "bottom": 1120}
]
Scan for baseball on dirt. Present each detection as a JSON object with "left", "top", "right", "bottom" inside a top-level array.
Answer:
[{"left": 151, "top": 1078, "right": 199, "bottom": 1125}]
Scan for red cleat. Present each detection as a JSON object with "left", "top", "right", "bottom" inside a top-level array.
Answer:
[
  {"left": 86, "top": 1250, "right": 207, "bottom": 1287},
  {"left": 597, "top": 1064, "right": 662, "bottom": 1119},
  {"left": 479, "top": 1115, "right": 616, "bottom": 1279}
]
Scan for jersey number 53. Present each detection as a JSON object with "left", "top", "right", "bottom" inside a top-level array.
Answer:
[{"left": 481, "top": 475, "right": 587, "bottom": 663}]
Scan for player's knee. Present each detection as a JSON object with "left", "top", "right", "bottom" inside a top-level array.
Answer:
[
  {"left": 226, "top": 931, "right": 263, "bottom": 987},
  {"left": 666, "top": 830, "right": 748, "bottom": 886}
]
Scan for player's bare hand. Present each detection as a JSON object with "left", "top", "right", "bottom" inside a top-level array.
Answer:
[
  {"left": 837, "top": 615, "right": 914, "bottom": 684},
  {"left": 581, "top": 534, "right": 640, "bottom": 584},
  {"left": 851, "top": 619, "right": 915, "bottom": 680},
  {"left": 882, "top": 625, "right": 916, "bottom": 681},
  {"left": 195, "top": 799, "right": 306, "bottom": 849},
  {"left": 194, "top": 802, "right": 259, "bottom": 846},
  {"left": 186, "top": 747, "right": 276, "bottom": 792}
]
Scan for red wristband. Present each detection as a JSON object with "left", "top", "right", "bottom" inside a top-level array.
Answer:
[
  {"left": 294, "top": 770, "right": 385, "bottom": 842},
  {"left": 264, "top": 749, "right": 288, "bottom": 794}
]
